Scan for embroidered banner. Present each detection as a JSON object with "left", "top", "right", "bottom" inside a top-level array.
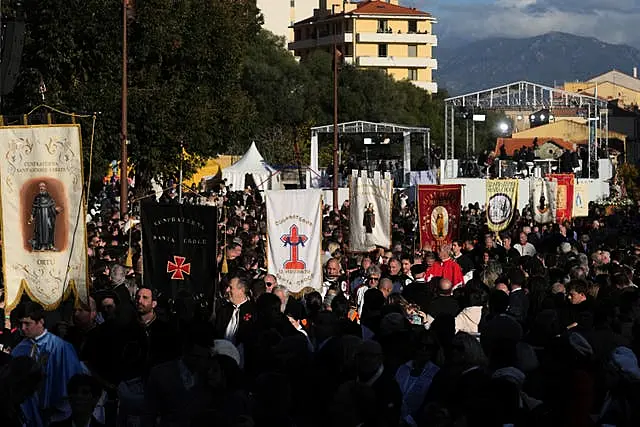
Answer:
[
  {"left": 349, "top": 172, "right": 393, "bottom": 252},
  {"left": 573, "top": 182, "right": 589, "bottom": 217},
  {"left": 0, "top": 125, "right": 88, "bottom": 311},
  {"left": 266, "top": 189, "right": 322, "bottom": 293},
  {"left": 141, "top": 204, "right": 217, "bottom": 298},
  {"left": 530, "top": 178, "right": 557, "bottom": 224},
  {"left": 486, "top": 179, "right": 519, "bottom": 232},
  {"left": 547, "top": 173, "right": 575, "bottom": 222},
  {"left": 417, "top": 185, "right": 462, "bottom": 251}
]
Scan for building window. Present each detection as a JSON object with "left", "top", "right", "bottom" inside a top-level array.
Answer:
[
  {"left": 345, "top": 19, "right": 353, "bottom": 32},
  {"left": 377, "top": 19, "right": 388, "bottom": 33},
  {"left": 378, "top": 44, "right": 388, "bottom": 57},
  {"left": 290, "top": 0, "right": 295, "bottom": 7},
  {"left": 408, "top": 20, "right": 417, "bottom": 33},
  {"left": 345, "top": 44, "right": 353, "bottom": 56},
  {"left": 408, "top": 45, "right": 417, "bottom": 57},
  {"left": 408, "top": 68, "right": 418, "bottom": 80}
]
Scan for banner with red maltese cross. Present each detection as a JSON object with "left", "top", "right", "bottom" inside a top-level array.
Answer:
[
  {"left": 266, "top": 189, "right": 322, "bottom": 294},
  {"left": 141, "top": 204, "right": 217, "bottom": 298}
]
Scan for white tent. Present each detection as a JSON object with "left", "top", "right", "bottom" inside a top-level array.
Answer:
[{"left": 222, "top": 142, "right": 283, "bottom": 191}]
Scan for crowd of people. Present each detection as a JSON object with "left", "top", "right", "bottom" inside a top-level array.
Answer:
[{"left": 2, "top": 177, "right": 640, "bottom": 427}]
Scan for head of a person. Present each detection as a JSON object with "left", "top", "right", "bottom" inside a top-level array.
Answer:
[
  {"left": 388, "top": 258, "right": 401, "bottom": 276},
  {"left": 567, "top": 280, "right": 588, "bottom": 305},
  {"left": 485, "top": 234, "right": 494, "bottom": 249},
  {"left": 382, "top": 251, "right": 393, "bottom": 265},
  {"left": 400, "top": 256, "right": 412, "bottom": 275},
  {"left": 361, "top": 255, "right": 372, "bottom": 271},
  {"left": 464, "top": 240, "right": 475, "bottom": 252},
  {"left": 109, "top": 263, "right": 127, "bottom": 286},
  {"left": 331, "top": 294, "right": 350, "bottom": 319},
  {"left": 551, "top": 282, "right": 566, "bottom": 295},
  {"left": 366, "top": 265, "right": 382, "bottom": 288},
  {"left": 450, "top": 332, "right": 488, "bottom": 370},
  {"left": 378, "top": 278, "right": 394, "bottom": 299},
  {"left": 135, "top": 287, "right": 157, "bottom": 316},
  {"left": 99, "top": 295, "right": 117, "bottom": 319},
  {"left": 519, "top": 232, "right": 528, "bottom": 245},
  {"left": 509, "top": 270, "right": 526, "bottom": 290},
  {"left": 355, "top": 340, "right": 384, "bottom": 382},
  {"left": 38, "top": 182, "right": 47, "bottom": 194},
  {"left": 272, "top": 285, "right": 289, "bottom": 311},
  {"left": 424, "top": 252, "right": 436, "bottom": 267},
  {"left": 452, "top": 240, "right": 463, "bottom": 256},
  {"left": 73, "top": 297, "right": 97, "bottom": 329},
  {"left": 264, "top": 274, "right": 278, "bottom": 293},
  {"left": 438, "top": 278, "right": 453, "bottom": 296},
  {"left": 226, "top": 242, "right": 242, "bottom": 260},
  {"left": 411, "top": 263, "right": 426, "bottom": 280},
  {"left": 495, "top": 282, "right": 509, "bottom": 295},
  {"left": 226, "top": 275, "right": 249, "bottom": 305},
  {"left": 502, "top": 235, "right": 512, "bottom": 249},
  {"left": 482, "top": 250, "right": 491, "bottom": 264},
  {"left": 15, "top": 301, "right": 46, "bottom": 339},
  {"left": 66, "top": 374, "right": 103, "bottom": 418},
  {"left": 438, "top": 244, "right": 452, "bottom": 261},
  {"left": 325, "top": 259, "right": 341, "bottom": 280}
]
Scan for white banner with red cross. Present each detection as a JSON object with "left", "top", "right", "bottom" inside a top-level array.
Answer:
[{"left": 266, "top": 189, "right": 322, "bottom": 294}]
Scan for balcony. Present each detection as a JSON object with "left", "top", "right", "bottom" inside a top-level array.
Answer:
[
  {"left": 357, "top": 32, "right": 438, "bottom": 46},
  {"left": 288, "top": 32, "right": 353, "bottom": 51},
  {"left": 411, "top": 81, "right": 438, "bottom": 93},
  {"left": 357, "top": 56, "right": 438, "bottom": 69}
]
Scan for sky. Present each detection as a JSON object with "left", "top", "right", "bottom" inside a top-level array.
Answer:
[{"left": 408, "top": 0, "right": 640, "bottom": 48}]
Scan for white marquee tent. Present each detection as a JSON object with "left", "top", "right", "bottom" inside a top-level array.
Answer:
[{"left": 222, "top": 142, "right": 283, "bottom": 191}]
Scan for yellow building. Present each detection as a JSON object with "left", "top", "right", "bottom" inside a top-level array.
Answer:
[
  {"left": 564, "top": 69, "right": 640, "bottom": 109},
  {"left": 289, "top": 0, "right": 438, "bottom": 93},
  {"left": 512, "top": 119, "right": 627, "bottom": 146}
]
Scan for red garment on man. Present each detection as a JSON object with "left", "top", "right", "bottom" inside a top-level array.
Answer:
[
  {"left": 425, "top": 263, "right": 442, "bottom": 282},
  {"left": 441, "top": 258, "right": 464, "bottom": 288}
]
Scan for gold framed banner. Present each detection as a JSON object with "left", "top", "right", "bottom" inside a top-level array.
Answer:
[
  {"left": 0, "top": 125, "right": 88, "bottom": 311},
  {"left": 486, "top": 179, "right": 518, "bottom": 232}
]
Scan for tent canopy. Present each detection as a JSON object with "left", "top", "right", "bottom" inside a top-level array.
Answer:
[{"left": 222, "top": 142, "right": 282, "bottom": 191}]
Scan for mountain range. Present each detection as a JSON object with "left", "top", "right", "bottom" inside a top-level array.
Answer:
[{"left": 436, "top": 32, "right": 640, "bottom": 96}]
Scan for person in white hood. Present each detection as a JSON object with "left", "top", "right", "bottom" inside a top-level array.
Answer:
[{"left": 455, "top": 288, "right": 487, "bottom": 334}]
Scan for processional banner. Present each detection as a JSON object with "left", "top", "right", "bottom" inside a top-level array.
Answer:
[
  {"left": 547, "top": 173, "right": 575, "bottom": 222},
  {"left": 141, "top": 204, "right": 217, "bottom": 298},
  {"left": 0, "top": 125, "right": 88, "bottom": 311},
  {"left": 573, "top": 183, "right": 589, "bottom": 217},
  {"left": 417, "top": 185, "right": 462, "bottom": 251},
  {"left": 349, "top": 172, "right": 393, "bottom": 252},
  {"left": 266, "top": 190, "right": 322, "bottom": 294},
  {"left": 530, "top": 178, "right": 557, "bottom": 224},
  {"left": 486, "top": 179, "right": 519, "bottom": 232}
]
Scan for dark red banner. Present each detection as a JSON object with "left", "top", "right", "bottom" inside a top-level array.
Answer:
[
  {"left": 417, "top": 185, "right": 462, "bottom": 252},
  {"left": 547, "top": 173, "right": 575, "bottom": 223}
]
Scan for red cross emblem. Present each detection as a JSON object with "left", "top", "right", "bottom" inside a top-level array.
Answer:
[
  {"left": 280, "top": 224, "right": 308, "bottom": 270},
  {"left": 167, "top": 255, "right": 191, "bottom": 280}
]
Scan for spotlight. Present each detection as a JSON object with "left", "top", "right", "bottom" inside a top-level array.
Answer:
[{"left": 498, "top": 122, "right": 509, "bottom": 133}]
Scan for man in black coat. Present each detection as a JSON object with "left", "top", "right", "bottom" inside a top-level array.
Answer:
[
  {"left": 507, "top": 270, "right": 529, "bottom": 323},
  {"left": 214, "top": 274, "right": 256, "bottom": 347}
]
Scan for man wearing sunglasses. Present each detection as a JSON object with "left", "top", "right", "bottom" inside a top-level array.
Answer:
[{"left": 357, "top": 265, "right": 382, "bottom": 318}]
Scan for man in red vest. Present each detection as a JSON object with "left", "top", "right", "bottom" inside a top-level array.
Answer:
[{"left": 439, "top": 244, "right": 464, "bottom": 290}]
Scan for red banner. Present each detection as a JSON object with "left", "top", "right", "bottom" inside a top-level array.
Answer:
[
  {"left": 417, "top": 185, "right": 462, "bottom": 251},
  {"left": 547, "top": 173, "right": 575, "bottom": 223}
]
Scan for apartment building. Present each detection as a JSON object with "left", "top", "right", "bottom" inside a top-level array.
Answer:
[
  {"left": 257, "top": 0, "right": 317, "bottom": 46},
  {"left": 289, "top": 0, "right": 438, "bottom": 93}
]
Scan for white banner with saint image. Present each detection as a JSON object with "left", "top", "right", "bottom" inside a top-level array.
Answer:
[
  {"left": 349, "top": 172, "right": 393, "bottom": 252},
  {"left": 0, "top": 125, "right": 89, "bottom": 311}
]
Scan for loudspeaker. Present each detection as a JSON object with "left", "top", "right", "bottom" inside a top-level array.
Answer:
[{"left": 1, "top": 16, "right": 26, "bottom": 96}]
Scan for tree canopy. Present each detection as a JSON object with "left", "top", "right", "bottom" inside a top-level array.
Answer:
[{"left": 1, "top": 0, "right": 501, "bottom": 191}]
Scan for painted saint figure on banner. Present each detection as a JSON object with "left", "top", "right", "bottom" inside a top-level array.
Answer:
[
  {"left": 538, "top": 191, "right": 548, "bottom": 214},
  {"left": 29, "top": 182, "right": 63, "bottom": 251},
  {"left": 363, "top": 203, "right": 375, "bottom": 233},
  {"left": 431, "top": 206, "right": 449, "bottom": 239}
]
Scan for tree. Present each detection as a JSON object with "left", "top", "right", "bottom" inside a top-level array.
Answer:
[{"left": 3, "top": 0, "right": 262, "bottom": 194}]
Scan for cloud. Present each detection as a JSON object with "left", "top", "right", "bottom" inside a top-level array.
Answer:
[{"left": 420, "top": 0, "right": 640, "bottom": 47}]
